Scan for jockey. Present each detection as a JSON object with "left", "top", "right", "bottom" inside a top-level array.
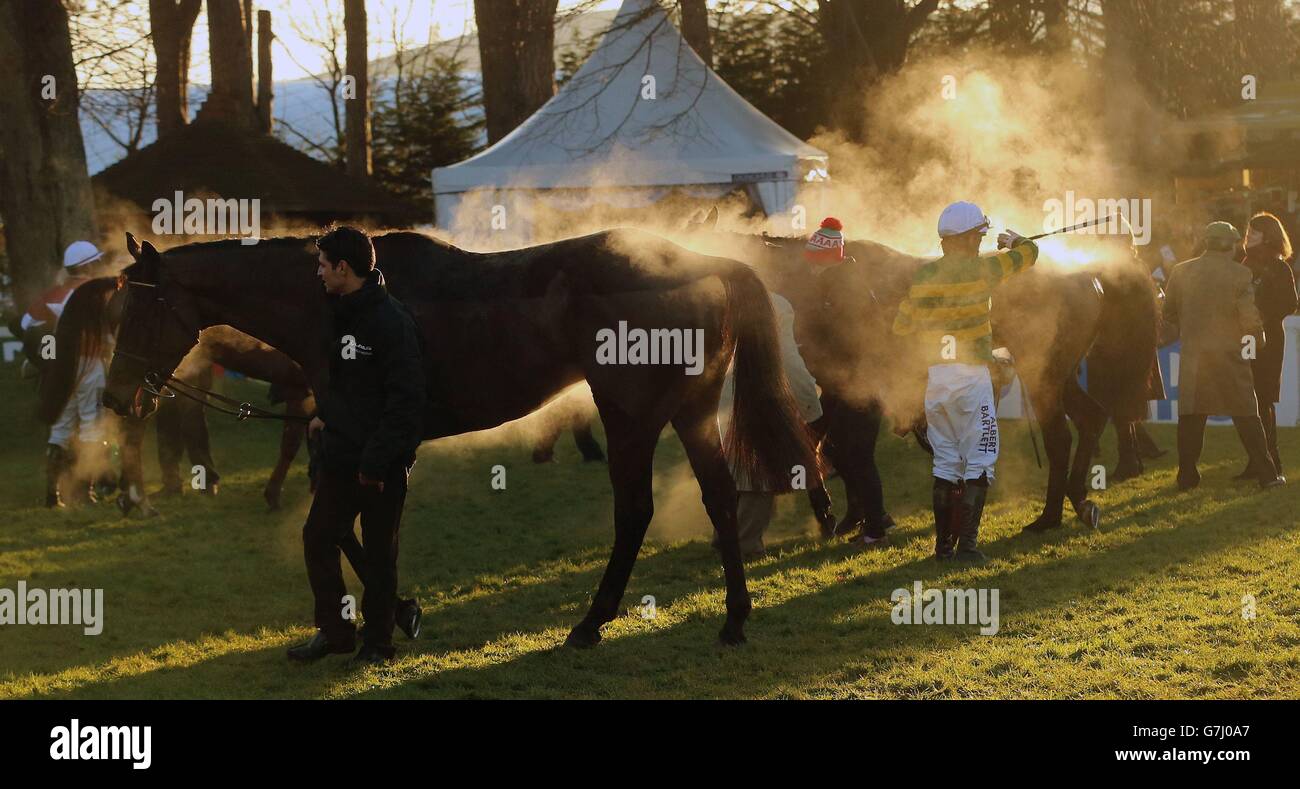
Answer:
[
  {"left": 21, "top": 240, "right": 101, "bottom": 332},
  {"left": 27, "top": 241, "right": 107, "bottom": 508},
  {"left": 893, "top": 202, "right": 1038, "bottom": 561}
]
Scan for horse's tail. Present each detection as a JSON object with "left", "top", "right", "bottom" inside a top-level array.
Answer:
[
  {"left": 720, "top": 262, "right": 818, "bottom": 492},
  {"left": 36, "top": 279, "right": 116, "bottom": 425}
]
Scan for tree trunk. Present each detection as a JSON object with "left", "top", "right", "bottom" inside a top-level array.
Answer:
[
  {"left": 0, "top": 0, "right": 96, "bottom": 307},
  {"left": 196, "top": 0, "right": 255, "bottom": 127},
  {"left": 1042, "top": 0, "right": 1069, "bottom": 51},
  {"left": 680, "top": 0, "right": 712, "bottom": 66},
  {"left": 257, "top": 9, "right": 274, "bottom": 133},
  {"left": 150, "top": 0, "right": 202, "bottom": 137},
  {"left": 815, "top": 0, "right": 939, "bottom": 142},
  {"left": 474, "top": 0, "right": 559, "bottom": 145},
  {"left": 344, "top": 0, "right": 370, "bottom": 178}
]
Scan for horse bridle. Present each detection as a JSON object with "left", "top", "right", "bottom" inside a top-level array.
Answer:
[{"left": 115, "top": 278, "right": 309, "bottom": 423}]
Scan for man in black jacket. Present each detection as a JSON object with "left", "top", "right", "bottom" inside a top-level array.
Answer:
[{"left": 287, "top": 226, "right": 425, "bottom": 665}]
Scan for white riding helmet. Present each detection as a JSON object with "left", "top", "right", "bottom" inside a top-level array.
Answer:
[
  {"left": 937, "top": 202, "right": 990, "bottom": 238},
  {"left": 63, "top": 240, "right": 103, "bottom": 269}
]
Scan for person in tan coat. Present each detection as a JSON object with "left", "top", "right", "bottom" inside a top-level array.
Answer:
[{"left": 1164, "top": 221, "right": 1286, "bottom": 491}]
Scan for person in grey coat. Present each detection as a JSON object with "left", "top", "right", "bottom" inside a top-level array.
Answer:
[{"left": 1164, "top": 221, "right": 1285, "bottom": 491}]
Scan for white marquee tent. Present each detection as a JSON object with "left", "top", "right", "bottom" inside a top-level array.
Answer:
[{"left": 432, "top": 0, "right": 828, "bottom": 237}]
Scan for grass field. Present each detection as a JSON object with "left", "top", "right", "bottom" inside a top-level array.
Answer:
[{"left": 2, "top": 363, "right": 1299, "bottom": 700}]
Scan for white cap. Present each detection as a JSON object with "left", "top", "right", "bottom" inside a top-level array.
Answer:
[
  {"left": 63, "top": 240, "right": 103, "bottom": 269},
  {"left": 937, "top": 202, "right": 990, "bottom": 238}
]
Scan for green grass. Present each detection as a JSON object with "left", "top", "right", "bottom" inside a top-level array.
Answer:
[{"left": 2, "top": 362, "right": 1299, "bottom": 699}]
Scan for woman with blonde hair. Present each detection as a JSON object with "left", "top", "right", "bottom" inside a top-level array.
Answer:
[{"left": 1238, "top": 211, "right": 1298, "bottom": 478}]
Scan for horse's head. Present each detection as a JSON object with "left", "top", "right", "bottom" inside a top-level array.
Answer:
[{"left": 102, "top": 233, "right": 203, "bottom": 419}]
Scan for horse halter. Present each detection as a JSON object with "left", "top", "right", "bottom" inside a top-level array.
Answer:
[{"left": 114, "top": 278, "right": 188, "bottom": 399}]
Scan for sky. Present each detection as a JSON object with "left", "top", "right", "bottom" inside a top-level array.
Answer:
[
  {"left": 75, "top": 1, "right": 788, "bottom": 87},
  {"left": 203, "top": 0, "right": 626, "bottom": 82}
]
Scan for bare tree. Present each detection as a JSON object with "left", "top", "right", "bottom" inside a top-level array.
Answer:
[
  {"left": 69, "top": 1, "right": 156, "bottom": 156},
  {"left": 679, "top": 0, "right": 712, "bottom": 65},
  {"left": 282, "top": 4, "right": 346, "bottom": 164},
  {"left": 195, "top": 0, "right": 256, "bottom": 127},
  {"left": 150, "top": 0, "right": 202, "bottom": 136},
  {"left": 473, "top": 0, "right": 560, "bottom": 144},
  {"left": 0, "top": 0, "right": 96, "bottom": 306},
  {"left": 257, "top": 9, "right": 273, "bottom": 132},
  {"left": 344, "top": 0, "right": 371, "bottom": 177}
]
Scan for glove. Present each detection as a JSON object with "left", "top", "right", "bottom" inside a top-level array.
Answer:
[{"left": 997, "top": 230, "right": 1026, "bottom": 249}]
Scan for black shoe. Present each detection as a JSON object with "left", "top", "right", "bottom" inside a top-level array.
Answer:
[
  {"left": 287, "top": 630, "right": 355, "bottom": 663},
  {"left": 1259, "top": 475, "right": 1286, "bottom": 490},
  {"left": 954, "top": 548, "right": 987, "bottom": 563},
  {"left": 1176, "top": 470, "right": 1200, "bottom": 491},
  {"left": 352, "top": 643, "right": 395, "bottom": 666},
  {"left": 397, "top": 598, "right": 422, "bottom": 640}
]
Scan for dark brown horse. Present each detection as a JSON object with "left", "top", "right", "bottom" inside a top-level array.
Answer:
[
  {"left": 685, "top": 211, "right": 1158, "bottom": 532},
  {"left": 39, "top": 276, "right": 314, "bottom": 515},
  {"left": 101, "top": 229, "right": 815, "bottom": 646}
]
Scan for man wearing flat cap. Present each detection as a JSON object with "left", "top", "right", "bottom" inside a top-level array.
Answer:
[{"left": 1164, "top": 221, "right": 1286, "bottom": 491}]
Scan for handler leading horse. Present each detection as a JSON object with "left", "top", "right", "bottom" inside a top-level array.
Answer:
[{"left": 101, "top": 230, "right": 816, "bottom": 646}]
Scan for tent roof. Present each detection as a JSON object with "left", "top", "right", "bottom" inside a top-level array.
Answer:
[{"left": 433, "top": 0, "right": 826, "bottom": 195}]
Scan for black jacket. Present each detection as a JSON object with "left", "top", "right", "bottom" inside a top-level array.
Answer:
[
  {"left": 318, "top": 270, "right": 425, "bottom": 477},
  {"left": 1244, "top": 250, "right": 1298, "bottom": 403}
]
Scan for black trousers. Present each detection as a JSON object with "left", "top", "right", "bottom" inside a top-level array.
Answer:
[
  {"left": 303, "top": 464, "right": 409, "bottom": 649},
  {"left": 819, "top": 393, "right": 886, "bottom": 527},
  {"left": 1177, "top": 414, "right": 1277, "bottom": 483}
]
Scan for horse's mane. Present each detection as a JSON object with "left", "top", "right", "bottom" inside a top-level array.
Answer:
[{"left": 37, "top": 277, "right": 118, "bottom": 425}]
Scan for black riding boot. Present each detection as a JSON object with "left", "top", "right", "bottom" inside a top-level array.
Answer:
[
  {"left": 955, "top": 474, "right": 989, "bottom": 562},
  {"left": 933, "top": 477, "right": 958, "bottom": 560},
  {"left": 45, "top": 444, "right": 66, "bottom": 509}
]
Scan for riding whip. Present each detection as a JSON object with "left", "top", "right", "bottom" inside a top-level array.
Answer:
[{"left": 1026, "top": 214, "right": 1118, "bottom": 241}]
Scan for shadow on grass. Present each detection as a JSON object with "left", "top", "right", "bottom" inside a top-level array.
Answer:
[{"left": 13, "top": 461, "right": 1287, "bottom": 699}]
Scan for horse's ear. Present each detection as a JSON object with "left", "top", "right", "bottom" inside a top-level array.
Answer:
[
  {"left": 126, "top": 232, "right": 141, "bottom": 259},
  {"left": 705, "top": 206, "right": 718, "bottom": 228},
  {"left": 141, "top": 240, "right": 159, "bottom": 258}
]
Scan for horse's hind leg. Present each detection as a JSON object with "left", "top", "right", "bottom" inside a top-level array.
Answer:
[
  {"left": 1063, "top": 379, "right": 1106, "bottom": 528},
  {"left": 1111, "top": 418, "right": 1144, "bottom": 482},
  {"left": 671, "top": 398, "right": 751, "bottom": 645},
  {"left": 1023, "top": 395, "right": 1072, "bottom": 533},
  {"left": 565, "top": 403, "right": 662, "bottom": 649}
]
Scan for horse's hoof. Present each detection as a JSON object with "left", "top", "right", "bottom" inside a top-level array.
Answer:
[
  {"left": 1021, "top": 516, "right": 1062, "bottom": 534},
  {"left": 1109, "top": 465, "right": 1142, "bottom": 483},
  {"left": 718, "top": 623, "right": 748, "bottom": 646},
  {"left": 116, "top": 495, "right": 134, "bottom": 516},
  {"left": 1076, "top": 500, "right": 1101, "bottom": 530},
  {"left": 140, "top": 501, "right": 161, "bottom": 518},
  {"left": 564, "top": 625, "right": 601, "bottom": 649},
  {"left": 263, "top": 489, "right": 281, "bottom": 511}
]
